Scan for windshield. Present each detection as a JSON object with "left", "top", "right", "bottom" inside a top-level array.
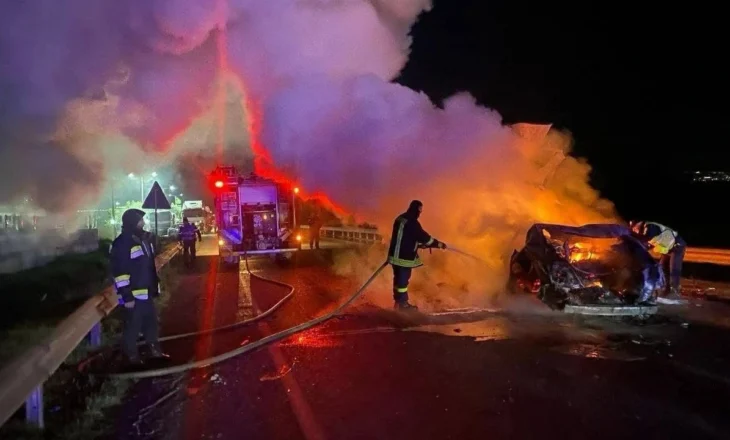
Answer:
[{"left": 183, "top": 208, "right": 205, "bottom": 218}]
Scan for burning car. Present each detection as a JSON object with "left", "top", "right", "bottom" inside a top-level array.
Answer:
[{"left": 507, "top": 223, "right": 665, "bottom": 309}]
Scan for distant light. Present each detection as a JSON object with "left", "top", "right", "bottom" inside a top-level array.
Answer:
[
  {"left": 128, "top": 173, "right": 136, "bottom": 179},
  {"left": 296, "top": 234, "right": 302, "bottom": 241},
  {"left": 110, "top": 219, "right": 117, "bottom": 225},
  {"left": 218, "top": 239, "right": 225, "bottom": 246},
  {"left": 115, "top": 202, "right": 120, "bottom": 206},
  {"left": 263, "top": 214, "right": 268, "bottom": 220},
  {"left": 151, "top": 172, "right": 158, "bottom": 178},
  {"left": 294, "top": 187, "right": 300, "bottom": 194},
  {"left": 215, "top": 180, "right": 224, "bottom": 188},
  {"left": 169, "top": 185, "right": 176, "bottom": 191},
  {"left": 179, "top": 193, "right": 183, "bottom": 197}
]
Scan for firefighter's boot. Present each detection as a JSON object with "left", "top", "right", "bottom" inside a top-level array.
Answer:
[
  {"left": 664, "top": 286, "right": 682, "bottom": 302},
  {"left": 149, "top": 345, "right": 170, "bottom": 360},
  {"left": 125, "top": 355, "right": 144, "bottom": 369},
  {"left": 394, "top": 301, "right": 419, "bottom": 312}
]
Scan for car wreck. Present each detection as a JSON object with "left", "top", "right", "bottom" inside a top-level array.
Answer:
[{"left": 508, "top": 223, "right": 665, "bottom": 309}]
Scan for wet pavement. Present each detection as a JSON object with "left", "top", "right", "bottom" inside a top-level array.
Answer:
[{"left": 112, "top": 244, "right": 730, "bottom": 440}]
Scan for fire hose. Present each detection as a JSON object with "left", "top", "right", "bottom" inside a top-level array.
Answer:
[
  {"left": 97, "top": 244, "right": 481, "bottom": 379},
  {"left": 103, "top": 252, "right": 389, "bottom": 379}
]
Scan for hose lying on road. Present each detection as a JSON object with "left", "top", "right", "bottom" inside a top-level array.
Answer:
[{"left": 106, "top": 252, "right": 389, "bottom": 379}]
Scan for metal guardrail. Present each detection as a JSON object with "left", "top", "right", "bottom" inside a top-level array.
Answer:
[
  {"left": 301, "top": 225, "right": 384, "bottom": 244},
  {"left": 0, "top": 245, "right": 179, "bottom": 429},
  {"left": 307, "top": 225, "right": 730, "bottom": 266}
]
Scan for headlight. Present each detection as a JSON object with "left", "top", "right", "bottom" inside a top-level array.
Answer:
[{"left": 296, "top": 234, "right": 302, "bottom": 241}]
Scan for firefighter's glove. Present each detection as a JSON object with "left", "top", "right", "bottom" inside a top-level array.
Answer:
[
  {"left": 432, "top": 240, "right": 446, "bottom": 250},
  {"left": 124, "top": 301, "right": 135, "bottom": 309}
]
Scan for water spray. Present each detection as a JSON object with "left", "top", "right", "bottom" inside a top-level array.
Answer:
[{"left": 446, "top": 246, "right": 489, "bottom": 265}]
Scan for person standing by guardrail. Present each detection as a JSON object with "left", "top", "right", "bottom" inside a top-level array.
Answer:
[
  {"left": 308, "top": 212, "right": 323, "bottom": 249},
  {"left": 178, "top": 216, "right": 202, "bottom": 267},
  {"left": 111, "top": 209, "right": 169, "bottom": 366},
  {"left": 387, "top": 200, "right": 447, "bottom": 311}
]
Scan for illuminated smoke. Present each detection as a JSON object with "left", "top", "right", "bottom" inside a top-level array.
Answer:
[{"left": 1, "top": 0, "right": 616, "bottom": 305}]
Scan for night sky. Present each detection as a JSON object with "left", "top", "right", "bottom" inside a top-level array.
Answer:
[{"left": 397, "top": 0, "right": 724, "bottom": 243}]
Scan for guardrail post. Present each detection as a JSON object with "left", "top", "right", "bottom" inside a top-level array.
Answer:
[
  {"left": 88, "top": 322, "right": 102, "bottom": 347},
  {"left": 25, "top": 385, "right": 44, "bottom": 429}
]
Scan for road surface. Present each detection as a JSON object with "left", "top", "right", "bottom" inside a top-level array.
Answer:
[{"left": 110, "top": 236, "right": 730, "bottom": 439}]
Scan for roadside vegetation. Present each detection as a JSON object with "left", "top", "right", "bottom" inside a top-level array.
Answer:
[{"left": 0, "top": 239, "right": 180, "bottom": 440}]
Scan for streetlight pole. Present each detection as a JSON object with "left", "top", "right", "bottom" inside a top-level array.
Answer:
[
  {"left": 292, "top": 187, "right": 299, "bottom": 228},
  {"left": 111, "top": 181, "right": 117, "bottom": 236}
]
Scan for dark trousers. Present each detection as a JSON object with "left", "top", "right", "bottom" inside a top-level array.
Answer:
[
  {"left": 309, "top": 229, "right": 321, "bottom": 249},
  {"left": 182, "top": 240, "right": 196, "bottom": 265},
  {"left": 392, "top": 265, "right": 413, "bottom": 303},
  {"left": 660, "top": 236, "right": 686, "bottom": 292},
  {"left": 122, "top": 299, "right": 160, "bottom": 360}
]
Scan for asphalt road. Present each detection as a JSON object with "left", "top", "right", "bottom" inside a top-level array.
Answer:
[{"left": 111, "top": 238, "right": 730, "bottom": 440}]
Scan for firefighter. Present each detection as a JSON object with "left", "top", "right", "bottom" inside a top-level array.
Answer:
[
  {"left": 179, "top": 217, "right": 202, "bottom": 267},
  {"left": 111, "top": 209, "right": 168, "bottom": 365},
  {"left": 308, "top": 212, "right": 323, "bottom": 250},
  {"left": 387, "top": 200, "right": 447, "bottom": 311},
  {"left": 629, "top": 220, "right": 686, "bottom": 301}
]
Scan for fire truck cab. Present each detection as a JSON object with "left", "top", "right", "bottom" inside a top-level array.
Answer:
[{"left": 211, "top": 166, "right": 302, "bottom": 265}]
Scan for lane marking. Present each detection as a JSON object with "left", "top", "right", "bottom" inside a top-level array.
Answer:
[{"left": 248, "top": 268, "right": 327, "bottom": 440}]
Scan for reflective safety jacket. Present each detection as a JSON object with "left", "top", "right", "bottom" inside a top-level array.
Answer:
[
  {"left": 110, "top": 231, "right": 160, "bottom": 303},
  {"left": 642, "top": 222, "right": 679, "bottom": 255},
  {"left": 388, "top": 212, "right": 436, "bottom": 268},
  {"left": 179, "top": 223, "right": 201, "bottom": 243}
]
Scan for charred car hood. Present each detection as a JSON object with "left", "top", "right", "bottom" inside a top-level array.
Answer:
[{"left": 518, "top": 223, "right": 665, "bottom": 306}]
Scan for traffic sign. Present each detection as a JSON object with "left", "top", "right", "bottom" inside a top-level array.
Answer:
[{"left": 142, "top": 181, "right": 171, "bottom": 210}]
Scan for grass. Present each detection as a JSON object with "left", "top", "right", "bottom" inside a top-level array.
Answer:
[{"left": 0, "top": 245, "right": 180, "bottom": 440}]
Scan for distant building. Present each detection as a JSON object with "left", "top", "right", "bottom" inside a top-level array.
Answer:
[{"left": 690, "top": 171, "right": 730, "bottom": 182}]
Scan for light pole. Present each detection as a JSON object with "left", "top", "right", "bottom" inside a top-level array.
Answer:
[
  {"left": 293, "top": 187, "right": 300, "bottom": 228},
  {"left": 128, "top": 171, "right": 158, "bottom": 203},
  {"left": 111, "top": 181, "right": 117, "bottom": 236}
]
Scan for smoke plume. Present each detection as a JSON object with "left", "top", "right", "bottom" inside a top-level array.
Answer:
[{"left": 0, "top": 0, "right": 616, "bottom": 305}]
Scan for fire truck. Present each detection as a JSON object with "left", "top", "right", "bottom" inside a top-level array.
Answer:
[{"left": 211, "top": 166, "right": 302, "bottom": 265}]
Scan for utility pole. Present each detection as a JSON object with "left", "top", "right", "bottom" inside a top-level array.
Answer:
[{"left": 111, "top": 181, "right": 117, "bottom": 236}]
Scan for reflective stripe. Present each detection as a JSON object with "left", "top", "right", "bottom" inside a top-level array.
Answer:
[
  {"left": 647, "top": 222, "right": 677, "bottom": 254},
  {"left": 114, "top": 274, "right": 130, "bottom": 288},
  {"left": 393, "top": 217, "right": 406, "bottom": 260},
  {"left": 132, "top": 288, "right": 149, "bottom": 300},
  {"left": 425, "top": 237, "right": 434, "bottom": 246},
  {"left": 396, "top": 287, "right": 408, "bottom": 293},
  {"left": 388, "top": 256, "right": 423, "bottom": 268},
  {"left": 131, "top": 245, "right": 144, "bottom": 259}
]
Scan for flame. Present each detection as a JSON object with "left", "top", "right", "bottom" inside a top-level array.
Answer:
[{"left": 568, "top": 243, "right": 595, "bottom": 263}]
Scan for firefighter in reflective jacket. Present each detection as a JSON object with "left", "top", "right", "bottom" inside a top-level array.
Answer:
[
  {"left": 111, "top": 209, "right": 168, "bottom": 365},
  {"left": 630, "top": 220, "right": 685, "bottom": 300},
  {"left": 388, "top": 200, "right": 446, "bottom": 311},
  {"left": 179, "top": 217, "right": 202, "bottom": 266}
]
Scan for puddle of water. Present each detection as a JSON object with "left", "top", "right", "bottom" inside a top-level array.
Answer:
[
  {"left": 278, "top": 331, "right": 343, "bottom": 348},
  {"left": 551, "top": 343, "right": 646, "bottom": 361},
  {"left": 426, "top": 307, "right": 501, "bottom": 317},
  {"left": 406, "top": 318, "right": 511, "bottom": 341}
]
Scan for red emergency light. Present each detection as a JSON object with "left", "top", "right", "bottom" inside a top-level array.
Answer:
[{"left": 214, "top": 180, "right": 224, "bottom": 189}]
